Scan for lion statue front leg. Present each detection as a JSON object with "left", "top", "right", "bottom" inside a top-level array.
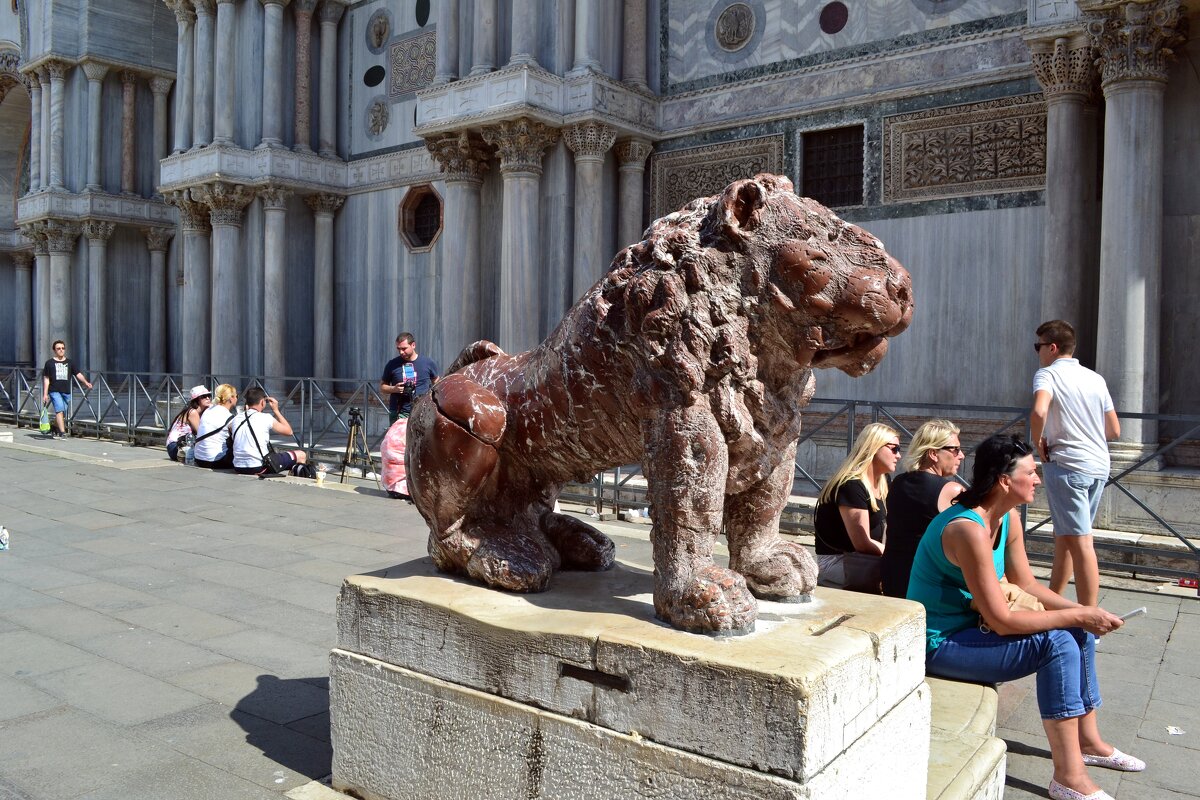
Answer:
[{"left": 643, "top": 403, "right": 757, "bottom": 636}]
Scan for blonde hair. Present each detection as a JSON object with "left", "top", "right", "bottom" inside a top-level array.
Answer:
[
  {"left": 818, "top": 422, "right": 898, "bottom": 511},
  {"left": 902, "top": 419, "right": 961, "bottom": 472},
  {"left": 213, "top": 383, "right": 238, "bottom": 406}
]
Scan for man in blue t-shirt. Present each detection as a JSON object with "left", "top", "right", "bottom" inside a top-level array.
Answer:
[{"left": 380, "top": 332, "right": 439, "bottom": 424}]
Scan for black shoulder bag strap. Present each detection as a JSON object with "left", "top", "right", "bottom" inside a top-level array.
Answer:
[
  {"left": 242, "top": 410, "right": 277, "bottom": 461},
  {"left": 196, "top": 410, "right": 236, "bottom": 443}
]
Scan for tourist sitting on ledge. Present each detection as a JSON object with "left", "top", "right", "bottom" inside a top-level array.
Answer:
[
  {"left": 166, "top": 385, "right": 212, "bottom": 462},
  {"left": 194, "top": 384, "right": 238, "bottom": 469},
  {"left": 881, "top": 418, "right": 965, "bottom": 597},
  {"left": 908, "top": 434, "right": 1144, "bottom": 800},
  {"left": 230, "top": 387, "right": 307, "bottom": 476},
  {"left": 813, "top": 422, "right": 900, "bottom": 593}
]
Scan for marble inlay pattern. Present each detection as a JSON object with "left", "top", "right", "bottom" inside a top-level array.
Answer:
[
  {"left": 882, "top": 94, "right": 1046, "bottom": 203},
  {"left": 390, "top": 29, "right": 437, "bottom": 100},
  {"left": 649, "top": 134, "right": 784, "bottom": 218}
]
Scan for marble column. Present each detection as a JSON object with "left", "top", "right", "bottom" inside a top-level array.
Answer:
[
  {"left": 426, "top": 131, "right": 491, "bottom": 355},
  {"left": 26, "top": 233, "right": 51, "bottom": 358},
  {"left": 316, "top": 0, "right": 343, "bottom": 158},
  {"left": 38, "top": 67, "right": 50, "bottom": 188},
  {"left": 293, "top": 0, "right": 317, "bottom": 152},
  {"left": 27, "top": 73, "right": 41, "bottom": 191},
  {"left": 150, "top": 76, "right": 173, "bottom": 190},
  {"left": 213, "top": 0, "right": 237, "bottom": 145},
  {"left": 469, "top": 0, "right": 496, "bottom": 76},
  {"left": 508, "top": 0, "right": 539, "bottom": 67},
  {"left": 196, "top": 182, "right": 254, "bottom": 376},
  {"left": 433, "top": 0, "right": 458, "bottom": 84},
  {"left": 171, "top": 190, "right": 212, "bottom": 376},
  {"left": 81, "top": 62, "right": 108, "bottom": 192},
  {"left": 168, "top": 0, "right": 195, "bottom": 153},
  {"left": 46, "top": 61, "right": 68, "bottom": 190},
  {"left": 481, "top": 118, "right": 559, "bottom": 352},
  {"left": 11, "top": 251, "right": 34, "bottom": 364},
  {"left": 564, "top": 121, "right": 616, "bottom": 300},
  {"left": 571, "top": 0, "right": 601, "bottom": 75},
  {"left": 615, "top": 137, "right": 652, "bottom": 249},
  {"left": 1082, "top": 0, "right": 1185, "bottom": 444},
  {"left": 192, "top": 0, "right": 215, "bottom": 148},
  {"left": 121, "top": 71, "right": 139, "bottom": 194},
  {"left": 259, "top": 0, "right": 290, "bottom": 148},
  {"left": 82, "top": 221, "right": 116, "bottom": 370},
  {"left": 43, "top": 220, "right": 79, "bottom": 347},
  {"left": 260, "top": 185, "right": 291, "bottom": 385},
  {"left": 305, "top": 192, "right": 344, "bottom": 378},
  {"left": 144, "top": 227, "right": 174, "bottom": 373},
  {"left": 622, "top": 0, "right": 648, "bottom": 90}
]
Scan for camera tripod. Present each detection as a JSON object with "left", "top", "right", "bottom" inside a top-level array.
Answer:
[{"left": 340, "top": 408, "right": 381, "bottom": 488}]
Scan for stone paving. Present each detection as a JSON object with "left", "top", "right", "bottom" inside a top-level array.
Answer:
[{"left": 1, "top": 424, "right": 1197, "bottom": 799}]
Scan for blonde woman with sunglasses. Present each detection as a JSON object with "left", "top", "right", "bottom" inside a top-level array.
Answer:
[
  {"left": 813, "top": 422, "right": 901, "bottom": 592},
  {"left": 881, "top": 419, "right": 965, "bottom": 597}
]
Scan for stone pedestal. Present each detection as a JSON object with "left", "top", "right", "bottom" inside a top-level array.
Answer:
[{"left": 331, "top": 561, "right": 930, "bottom": 800}]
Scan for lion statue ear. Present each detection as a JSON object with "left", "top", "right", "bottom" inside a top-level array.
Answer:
[{"left": 716, "top": 178, "right": 767, "bottom": 244}]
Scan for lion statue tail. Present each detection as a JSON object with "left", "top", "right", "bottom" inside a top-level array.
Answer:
[
  {"left": 447, "top": 340, "right": 505, "bottom": 375},
  {"left": 405, "top": 373, "right": 508, "bottom": 559}
]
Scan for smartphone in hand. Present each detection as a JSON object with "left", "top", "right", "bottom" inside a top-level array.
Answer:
[{"left": 1119, "top": 607, "right": 1147, "bottom": 621}]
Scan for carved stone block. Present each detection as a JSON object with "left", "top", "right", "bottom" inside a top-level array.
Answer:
[{"left": 649, "top": 135, "right": 784, "bottom": 218}]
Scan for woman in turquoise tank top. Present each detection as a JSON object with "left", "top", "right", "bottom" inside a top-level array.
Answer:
[{"left": 908, "top": 435, "right": 1143, "bottom": 800}]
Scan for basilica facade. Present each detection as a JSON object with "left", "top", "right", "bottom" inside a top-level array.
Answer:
[{"left": 1, "top": 0, "right": 1197, "bottom": 435}]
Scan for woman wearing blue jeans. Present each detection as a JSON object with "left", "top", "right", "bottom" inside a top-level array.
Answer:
[{"left": 908, "top": 435, "right": 1143, "bottom": 800}]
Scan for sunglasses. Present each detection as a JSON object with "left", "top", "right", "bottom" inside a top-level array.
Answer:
[
  {"left": 939, "top": 445, "right": 963, "bottom": 455},
  {"left": 883, "top": 443, "right": 901, "bottom": 454},
  {"left": 1033, "top": 342, "right": 1053, "bottom": 352}
]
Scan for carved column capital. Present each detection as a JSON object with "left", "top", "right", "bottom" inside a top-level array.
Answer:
[
  {"left": 1028, "top": 31, "right": 1098, "bottom": 99},
  {"left": 120, "top": 69, "right": 140, "bottom": 87},
  {"left": 615, "top": 137, "right": 653, "bottom": 169},
  {"left": 192, "top": 0, "right": 216, "bottom": 15},
  {"left": 261, "top": 0, "right": 291, "bottom": 5},
  {"left": 82, "top": 220, "right": 117, "bottom": 242},
  {"left": 305, "top": 192, "right": 345, "bottom": 216},
  {"left": 1080, "top": 0, "right": 1187, "bottom": 86},
  {"left": 22, "top": 68, "right": 40, "bottom": 90},
  {"left": 42, "top": 220, "right": 80, "bottom": 253},
  {"left": 317, "top": 0, "right": 344, "bottom": 24},
  {"left": 169, "top": 190, "right": 211, "bottom": 232},
  {"left": 149, "top": 75, "right": 174, "bottom": 96},
  {"left": 563, "top": 121, "right": 617, "bottom": 161},
  {"left": 425, "top": 131, "right": 493, "bottom": 183},
  {"left": 165, "top": 0, "right": 197, "bottom": 24},
  {"left": 81, "top": 60, "right": 109, "bottom": 83},
  {"left": 196, "top": 181, "right": 255, "bottom": 226},
  {"left": 20, "top": 224, "right": 47, "bottom": 253},
  {"left": 481, "top": 118, "right": 560, "bottom": 175},
  {"left": 44, "top": 59, "right": 71, "bottom": 82},
  {"left": 260, "top": 184, "right": 292, "bottom": 209},
  {"left": 144, "top": 227, "right": 175, "bottom": 251},
  {"left": 11, "top": 250, "right": 34, "bottom": 270}
]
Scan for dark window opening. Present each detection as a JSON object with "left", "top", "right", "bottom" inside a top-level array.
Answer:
[
  {"left": 819, "top": 2, "right": 848, "bottom": 34},
  {"left": 411, "top": 193, "right": 441, "bottom": 247},
  {"left": 802, "top": 125, "right": 864, "bottom": 208},
  {"left": 364, "top": 65, "right": 386, "bottom": 87}
]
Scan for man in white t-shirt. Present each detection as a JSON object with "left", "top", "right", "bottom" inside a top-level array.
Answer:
[
  {"left": 230, "top": 386, "right": 308, "bottom": 475},
  {"left": 1029, "top": 320, "right": 1120, "bottom": 607}
]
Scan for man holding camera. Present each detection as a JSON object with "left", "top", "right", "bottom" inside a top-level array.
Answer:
[{"left": 380, "top": 332, "right": 439, "bottom": 424}]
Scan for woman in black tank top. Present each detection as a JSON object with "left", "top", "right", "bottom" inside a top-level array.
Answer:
[{"left": 882, "top": 419, "right": 965, "bottom": 597}]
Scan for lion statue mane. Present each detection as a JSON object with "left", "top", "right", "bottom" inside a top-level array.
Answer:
[{"left": 406, "top": 174, "right": 913, "bottom": 635}]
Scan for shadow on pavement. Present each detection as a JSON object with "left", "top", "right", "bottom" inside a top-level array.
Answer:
[{"left": 234, "top": 674, "right": 332, "bottom": 781}]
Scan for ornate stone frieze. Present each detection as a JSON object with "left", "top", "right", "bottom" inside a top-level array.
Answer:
[
  {"left": 1028, "top": 32, "right": 1097, "bottom": 98},
  {"left": 10, "top": 250, "right": 34, "bottom": 270},
  {"left": 390, "top": 29, "right": 437, "bottom": 99},
  {"left": 259, "top": 184, "right": 292, "bottom": 209},
  {"left": 42, "top": 220, "right": 80, "bottom": 253},
  {"left": 615, "top": 137, "right": 653, "bottom": 168},
  {"left": 481, "top": 118, "right": 560, "bottom": 175},
  {"left": 82, "top": 220, "right": 116, "bottom": 241},
  {"left": 882, "top": 94, "right": 1047, "bottom": 204},
  {"left": 1080, "top": 0, "right": 1186, "bottom": 86},
  {"left": 563, "top": 121, "right": 617, "bottom": 160},
  {"left": 168, "top": 190, "right": 211, "bottom": 232},
  {"left": 1030, "top": 0, "right": 1081, "bottom": 25},
  {"left": 648, "top": 134, "right": 783, "bottom": 218},
  {"left": 195, "top": 182, "right": 255, "bottom": 226},
  {"left": 425, "top": 131, "right": 493, "bottom": 183},
  {"left": 143, "top": 227, "right": 175, "bottom": 251},
  {"left": 305, "top": 192, "right": 345, "bottom": 216}
]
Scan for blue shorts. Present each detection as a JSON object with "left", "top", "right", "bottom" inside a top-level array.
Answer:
[
  {"left": 48, "top": 392, "right": 70, "bottom": 414},
  {"left": 1042, "top": 461, "right": 1105, "bottom": 536}
]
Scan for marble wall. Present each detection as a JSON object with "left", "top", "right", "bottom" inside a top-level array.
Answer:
[{"left": 0, "top": 88, "right": 30, "bottom": 227}]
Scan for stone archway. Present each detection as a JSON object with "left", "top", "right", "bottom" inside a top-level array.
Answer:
[{"left": 0, "top": 47, "right": 31, "bottom": 231}]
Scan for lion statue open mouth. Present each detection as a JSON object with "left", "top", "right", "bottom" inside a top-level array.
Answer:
[{"left": 406, "top": 174, "right": 913, "bottom": 635}]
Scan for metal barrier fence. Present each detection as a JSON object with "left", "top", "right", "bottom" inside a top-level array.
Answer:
[{"left": 2, "top": 367, "right": 1197, "bottom": 585}]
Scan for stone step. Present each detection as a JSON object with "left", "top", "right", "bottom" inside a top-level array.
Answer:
[{"left": 926, "top": 677, "right": 1006, "bottom": 800}]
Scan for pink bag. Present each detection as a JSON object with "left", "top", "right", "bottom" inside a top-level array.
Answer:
[{"left": 380, "top": 418, "right": 408, "bottom": 495}]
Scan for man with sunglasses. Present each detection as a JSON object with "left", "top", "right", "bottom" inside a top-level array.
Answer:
[
  {"left": 1030, "top": 320, "right": 1120, "bottom": 607},
  {"left": 41, "top": 340, "right": 93, "bottom": 439}
]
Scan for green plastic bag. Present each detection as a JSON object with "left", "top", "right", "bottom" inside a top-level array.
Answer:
[{"left": 39, "top": 405, "right": 51, "bottom": 434}]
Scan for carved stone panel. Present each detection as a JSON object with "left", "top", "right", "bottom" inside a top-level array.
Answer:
[
  {"left": 882, "top": 94, "right": 1047, "bottom": 203},
  {"left": 389, "top": 29, "right": 437, "bottom": 99},
  {"left": 649, "top": 135, "right": 784, "bottom": 218}
]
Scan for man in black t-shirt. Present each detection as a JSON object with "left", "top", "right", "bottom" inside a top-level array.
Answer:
[
  {"left": 41, "top": 340, "right": 93, "bottom": 439},
  {"left": 380, "top": 332, "right": 439, "bottom": 424}
]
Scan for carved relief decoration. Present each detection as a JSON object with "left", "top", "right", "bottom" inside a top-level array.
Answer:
[
  {"left": 0, "top": 49, "right": 23, "bottom": 100},
  {"left": 716, "top": 3, "right": 755, "bottom": 51},
  {"left": 367, "top": 10, "right": 390, "bottom": 52},
  {"left": 366, "top": 98, "right": 390, "bottom": 136},
  {"left": 305, "top": 192, "right": 345, "bottom": 215},
  {"left": 195, "top": 182, "right": 255, "bottom": 226},
  {"left": 882, "top": 94, "right": 1047, "bottom": 204},
  {"left": 425, "top": 131, "right": 493, "bottom": 182},
  {"left": 563, "top": 121, "right": 617, "bottom": 160},
  {"left": 1029, "top": 33, "right": 1097, "bottom": 98},
  {"left": 82, "top": 220, "right": 116, "bottom": 241},
  {"left": 389, "top": 29, "right": 436, "bottom": 99},
  {"left": 143, "top": 227, "right": 175, "bottom": 251},
  {"left": 481, "top": 118, "right": 560, "bottom": 174},
  {"left": 616, "top": 138, "right": 653, "bottom": 169},
  {"left": 1081, "top": 0, "right": 1186, "bottom": 85},
  {"left": 169, "top": 190, "right": 211, "bottom": 233},
  {"left": 649, "top": 135, "right": 784, "bottom": 219}
]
